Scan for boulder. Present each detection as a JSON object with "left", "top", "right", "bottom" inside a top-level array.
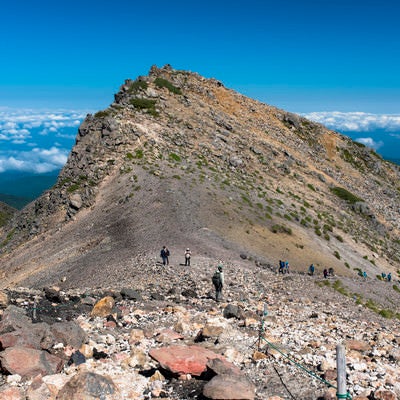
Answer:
[
  {"left": 149, "top": 345, "right": 235, "bottom": 377},
  {"left": 50, "top": 321, "right": 86, "bottom": 349},
  {"left": 90, "top": 296, "right": 115, "bottom": 318},
  {"left": 223, "top": 304, "right": 244, "bottom": 319},
  {"left": 0, "top": 346, "right": 64, "bottom": 378},
  {"left": 120, "top": 288, "right": 142, "bottom": 301},
  {"left": 56, "top": 371, "right": 119, "bottom": 400},
  {"left": 203, "top": 374, "right": 256, "bottom": 400},
  {"left": 0, "top": 386, "right": 24, "bottom": 400}
]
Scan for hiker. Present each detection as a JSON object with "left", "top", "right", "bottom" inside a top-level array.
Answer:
[
  {"left": 285, "top": 261, "right": 290, "bottom": 274},
  {"left": 363, "top": 271, "right": 367, "bottom": 279},
  {"left": 328, "top": 267, "right": 334, "bottom": 276},
  {"left": 184, "top": 248, "right": 191, "bottom": 266},
  {"left": 278, "top": 260, "right": 285, "bottom": 274},
  {"left": 323, "top": 268, "right": 328, "bottom": 279},
  {"left": 212, "top": 264, "right": 224, "bottom": 302},
  {"left": 308, "top": 264, "right": 315, "bottom": 276},
  {"left": 160, "top": 246, "right": 170, "bottom": 266},
  {"left": 381, "top": 272, "right": 386, "bottom": 280},
  {"left": 387, "top": 272, "right": 392, "bottom": 282}
]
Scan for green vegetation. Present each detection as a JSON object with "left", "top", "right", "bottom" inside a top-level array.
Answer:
[
  {"left": 94, "top": 110, "right": 111, "bottom": 118},
  {"left": 333, "top": 250, "right": 341, "bottom": 260},
  {"left": 307, "top": 183, "right": 316, "bottom": 191},
  {"left": 393, "top": 285, "right": 400, "bottom": 293},
  {"left": 169, "top": 153, "right": 182, "bottom": 162},
  {"left": 335, "top": 234, "right": 344, "bottom": 242},
  {"left": 330, "top": 186, "right": 363, "bottom": 204},
  {"left": 128, "top": 80, "right": 148, "bottom": 92},
  {"left": 135, "top": 149, "right": 144, "bottom": 159},
  {"left": 1, "top": 228, "right": 15, "bottom": 247},
  {"left": 332, "top": 279, "right": 349, "bottom": 296},
  {"left": 129, "top": 98, "right": 158, "bottom": 116},
  {"left": 154, "top": 77, "right": 182, "bottom": 94},
  {"left": 126, "top": 152, "right": 134, "bottom": 160},
  {"left": 271, "top": 224, "right": 292, "bottom": 235}
]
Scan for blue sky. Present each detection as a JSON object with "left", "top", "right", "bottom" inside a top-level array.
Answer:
[{"left": 0, "top": 0, "right": 399, "bottom": 176}]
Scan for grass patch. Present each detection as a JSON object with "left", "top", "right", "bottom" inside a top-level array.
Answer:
[
  {"left": 1, "top": 228, "right": 16, "bottom": 247},
  {"left": 129, "top": 98, "right": 158, "bottom": 116},
  {"left": 169, "top": 153, "right": 182, "bottom": 162},
  {"left": 271, "top": 224, "right": 292, "bottom": 235},
  {"left": 330, "top": 186, "right": 363, "bottom": 204},
  {"left": 128, "top": 80, "right": 148, "bottom": 92},
  {"left": 393, "top": 285, "right": 400, "bottom": 293},
  {"left": 94, "top": 110, "right": 111, "bottom": 118},
  {"left": 154, "top": 77, "right": 182, "bottom": 94},
  {"left": 333, "top": 250, "right": 341, "bottom": 260}
]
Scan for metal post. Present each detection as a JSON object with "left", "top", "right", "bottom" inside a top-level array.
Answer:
[
  {"left": 336, "top": 344, "right": 347, "bottom": 399},
  {"left": 33, "top": 297, "right": 37, "bottom": 321}
]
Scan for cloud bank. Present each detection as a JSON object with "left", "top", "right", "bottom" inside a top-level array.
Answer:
[
  {"left": 302, "top": 111, "right": 400, "bottom": 132},
  {"left": 0, "top": 108, "right": 89, "bottom": 173}
]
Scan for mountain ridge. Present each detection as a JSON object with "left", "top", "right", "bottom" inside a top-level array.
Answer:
[{"left": 0, "top": 64, "right": 399, "bottom": 294}]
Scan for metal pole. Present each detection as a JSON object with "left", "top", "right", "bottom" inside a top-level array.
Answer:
[{"left": 336, "top": 344, "right": 347, "bottom": 399}]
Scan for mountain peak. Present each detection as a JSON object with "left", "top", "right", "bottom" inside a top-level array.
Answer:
[{"left": 0, "top": 66, "right": 399, "bottom": 292}]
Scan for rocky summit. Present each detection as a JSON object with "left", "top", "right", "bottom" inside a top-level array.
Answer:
[{"left": 0, "top": 65, "right": 399, "bottom": 399}]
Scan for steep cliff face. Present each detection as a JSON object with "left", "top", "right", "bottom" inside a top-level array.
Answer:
[{"left": 0, "top": 64, "right": 399, "bottom": 289}]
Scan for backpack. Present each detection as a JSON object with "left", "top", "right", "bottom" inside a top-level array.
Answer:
[{"left": 212, "top": 271, "right": 221, "bottom": 286}]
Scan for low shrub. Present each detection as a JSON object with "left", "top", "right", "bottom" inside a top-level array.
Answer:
[
  {"left": 330, "top": 186, "right": 363, "bottom": 204},
  {"left": 154, "top": 77, "right": 182, "bottom": 94}
]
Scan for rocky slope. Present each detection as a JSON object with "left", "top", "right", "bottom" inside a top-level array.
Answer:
[
  {"left": 0, "top": 201, "right": 16, "bottom": 228},
  {"left": 0, "top": 65, "right": 399, "bottom": 398},
  {"left": 0, "top": 65, "right": 399, "bottom": 292},
  {"left": 0, "top": 262, "right": 399, "bottom": 399}
]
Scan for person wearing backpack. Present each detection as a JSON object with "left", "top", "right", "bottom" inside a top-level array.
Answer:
[
  {"left": 212, "top": 264, "right": 224, "bottom": 302},
  {"left": 184, "top": 248, "right": 191, "bottom": 266},
  {"left": 160, "top": 246, "right": 170, "bottom": 266}
]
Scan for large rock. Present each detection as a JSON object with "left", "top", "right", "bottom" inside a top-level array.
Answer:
[
  {"left": 56, "top": 371, "right": 119, "bottom": 400},
  {"left": 90, "top": 296, "right": 115, "bottom": 318},
  {"left": 0, "top": 346, "right": 64, "bottom": 378},
  {"left": 50, "top": 321, "right": 86, "bottom": 349},
  {"left": 0, "top": 305, "right": 32, "bottom": 333},
  {"left": 0, "top": 319, "right": 54, "bottom": 351},
  {"left": 0, "top": 386, "right": 24, "bottom": 400},
  {"left": 203, "top": 374, "right": 256, "bottom": 400},
  {"left": 149, "top": 345, "right": 235, "bottom": 377}
]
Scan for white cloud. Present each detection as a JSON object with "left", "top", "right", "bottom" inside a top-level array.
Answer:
[
  {"left": 0, "top": 107, "right": 90, "bottom": 174},
  {"left": 0, "top": 107, "right": 89, "bottom": 142},
  {"left": 302, "top": 111, "right": 400, "bottom": 132},
  {"left": 0, "top": 147, "right": 69, "bottom": 174},
  {"left": 355, "top": 137, "right": 384, "bottom": 150}
]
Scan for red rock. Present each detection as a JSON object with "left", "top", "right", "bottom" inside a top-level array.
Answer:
[
  {"left": 373, "top": 389, "right": 397, "bottom": 400},
  {"left": 203, "top": 374, "right": 256, "bottom": 400},
  {"left": 104, "top": 320, "right": 117, "bottom": 328},
  {"left": 345, "top": 339, "right": 370, "bottom": 352},
  {"left": 0, "top": 346, "right": 64, "bottom": 378},
  {"left": 0, "top": 387, "right": 24, "bottom": 400},
  {"left": 149, "top": 345, "right": 237, "bottom": 377}
]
